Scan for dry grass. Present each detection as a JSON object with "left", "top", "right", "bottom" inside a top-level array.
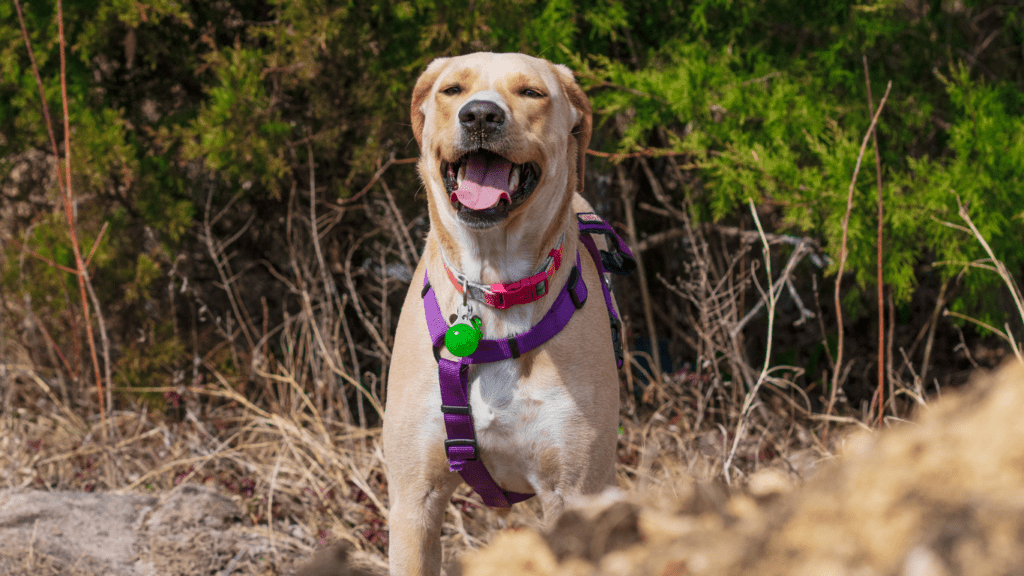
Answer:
[
  {"left": 1, "top": 166, "right": 847, "bottom": 574},
  {"left": 0, "top": 549, "right": 96, "bottom": 576},
  {"left": 940, "top": 197, "right": 1024, "bottom": 366},
  {"left": 0, "top": 169, "right": 841, "bottom": 573}
]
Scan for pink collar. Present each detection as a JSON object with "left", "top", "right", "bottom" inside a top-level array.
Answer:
[{"left": 441, "top": 234, "right": 565, "bottom": 310}]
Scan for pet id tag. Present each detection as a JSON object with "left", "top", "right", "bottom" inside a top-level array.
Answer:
[{"left": 445, "top": 303, "right": 482, "bottom": 357}]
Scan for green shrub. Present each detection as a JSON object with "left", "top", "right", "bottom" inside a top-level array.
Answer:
[{"left": 2, "top": 0, "right": 1021, "bottom": 395}]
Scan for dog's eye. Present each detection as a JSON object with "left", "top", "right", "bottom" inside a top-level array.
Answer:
[
  {"left": 441, "top": 85, "right": 462, "bottom": 96},
  {"left": 520, "top": 88, "right": 545, "bottom": 98}
]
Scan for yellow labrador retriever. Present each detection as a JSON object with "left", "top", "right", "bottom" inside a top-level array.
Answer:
[{"left": 383, "top": 52, "right": 631, "bottom": 576}]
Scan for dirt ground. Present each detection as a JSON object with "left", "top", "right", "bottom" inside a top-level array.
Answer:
[
  {"left": 0, "top": 484, "right": 381, "bottom": 576},
  {"left": 4, "top": 361, "right": 1022, "bottom": 575}
]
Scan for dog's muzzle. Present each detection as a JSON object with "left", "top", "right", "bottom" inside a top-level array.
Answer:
[{"left": 440, "top": 150, "right": 541, "bottom": 229}]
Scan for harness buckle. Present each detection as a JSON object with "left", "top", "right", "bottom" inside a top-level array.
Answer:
[
  {"left": 568, "top": 266, "right": 586, "bottom": 309},
  {"left": 610, "top": 318, "right": 623, "bottom": 368},
  {"left": 444, "top": 438, "right": 478, "bottom": 461}
]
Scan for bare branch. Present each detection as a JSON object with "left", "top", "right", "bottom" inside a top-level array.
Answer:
[
  {"left": 827, "top": 79, "right": 892, "bottom": 429},
  {"left": 864, "top": 55, "right": 887, "bottom": 427}
]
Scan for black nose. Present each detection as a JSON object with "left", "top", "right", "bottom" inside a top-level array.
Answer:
[{"left": 458, "top": 100, "right": 506, "bottom": 134}]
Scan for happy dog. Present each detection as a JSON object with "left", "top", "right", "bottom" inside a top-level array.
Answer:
[{"left": 383, "top": 52, "right": 634, "bottom": 575}]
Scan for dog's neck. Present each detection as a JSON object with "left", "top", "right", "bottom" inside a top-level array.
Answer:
[
  {"left": 426, "top": 205, "right": 578, "bottom": 334},
  {"left": 435, "top": 212, "right": 570, "bottom": 284}
]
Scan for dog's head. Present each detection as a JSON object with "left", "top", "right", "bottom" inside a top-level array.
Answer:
[{"left": 411, "top": 53, "right": 592, "bottom": 231}]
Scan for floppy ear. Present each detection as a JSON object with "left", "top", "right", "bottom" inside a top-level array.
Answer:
[
  {"left": 554, "top": 64, "right": 593, "bottom": 195},
  {"left": 410, "top": 57, "right": 451, "bottom": 147}
]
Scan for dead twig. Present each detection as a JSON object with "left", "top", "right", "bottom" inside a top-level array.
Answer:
[
  {"left": 919, "top": 279, "right": 950, "bottom": 386},
  {"left": 202, "top": 187, "right": 257, "bottom": 354},
  {"left": 863, "top": 55, "right": 886, "bottom": 427},
  {"left": 633, "top": 218, "right": 824, "bottom": 256},
  {"left": 10, "top": 244, "right": 77, "bottom": 275},
  {"left": 729, "top": 241, "right": 810, "bottom": 339},
  {"left": 337, "top": 155, "right": 417, "bottom": 207},
  {"left": 944, "top": 309, "right": 1022, "bottom": 366},
  {"left": 343, "top": 230, "right": 391, "bottom": 362},
  {"left": 15, "top": 0, "right": 109, "bottom": 437},
  {"left": 589, "top": 147, "right": 699, "bottom": 164},
  {"left": 84, "top": 222, "right": 109, "bottom": 268},
  {"left": 954, "top": 197, "right": 1024, "bottom": 366},
  {"left": 627, "top": 159, "right": 662, "bottom": 385},
  {"left": 724, "top": 199, "right": 778, "bottom": 483},
  {"left": 379, "top": 178, "right": 418, "bottom": 266},
  {"left": 9, "top": 220, "right": 108, "bottom": 275},
  {"left": 307, "top": 135, "right": 339, "bottom": 320},
  {"left": 827, "top": 79, "right": 892, "bottom": 430}
]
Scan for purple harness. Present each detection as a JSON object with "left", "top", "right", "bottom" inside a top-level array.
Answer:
[{"left": 421, "top": 213, "right": 636, "bottom": 508}]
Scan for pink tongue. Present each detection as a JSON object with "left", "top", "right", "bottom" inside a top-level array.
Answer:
[{"left": 452, "top": 155, "right": 513, "bottom": 210}]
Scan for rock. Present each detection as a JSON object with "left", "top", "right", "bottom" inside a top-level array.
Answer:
[
  {"left": 0, "top": 483, "right": 377, "bottom": 576},
  {"left": 295, "top": 541, "right": 377, "bottom": 576},
  {"left": 458, "top": 530, "right": 562, "bottom": 576},
  {"left": 745, "top": 468, "right": 793, "bottom": 499},
  {"left": 546, "top": 501, "right": 641, "bottom": 563},
  {"left": 134, "top": 484, "right": 248, "bottom": 576},
  {"left": 0, "top": 489, "right": 157, "bottom": 575},
  {"left": 459, "top": 361, "right": 1024, "bottom": 576}
]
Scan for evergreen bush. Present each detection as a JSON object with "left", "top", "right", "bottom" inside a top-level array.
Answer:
[{"left": 2, "top": 0, "right": 1021, "bottom": 408}]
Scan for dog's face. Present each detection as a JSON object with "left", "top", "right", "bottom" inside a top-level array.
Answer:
[{"left": 411, "top": 53, "right": 592, "bottom": 231}]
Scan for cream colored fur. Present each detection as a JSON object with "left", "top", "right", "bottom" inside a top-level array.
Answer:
[{"left": 382, "top": 53, "right": 619, "bottom": 576}]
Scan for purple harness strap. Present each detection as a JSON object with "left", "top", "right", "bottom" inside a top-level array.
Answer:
[
  {"left": 577, "top": 212, "right": 636, "bottom": 368},
  {"left": 421, "top": 214, "right": 633, "bottom": 508}
]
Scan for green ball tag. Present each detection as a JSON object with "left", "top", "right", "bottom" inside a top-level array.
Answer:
[{"left": 445, "top": 317, "right": 482, "bottom": 357}]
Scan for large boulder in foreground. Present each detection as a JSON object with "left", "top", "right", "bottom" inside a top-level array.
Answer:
[{"left": 462, "top": 361, "right": 1024, "bottom": 576}]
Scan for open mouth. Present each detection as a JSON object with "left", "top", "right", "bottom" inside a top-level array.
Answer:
[{"left": 440, "top": 150, "right": 540, "bottom": 228}]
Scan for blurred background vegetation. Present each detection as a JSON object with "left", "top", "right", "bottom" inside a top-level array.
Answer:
[{"left": 2, "top": 0, "right": 1022, "bottom": 429}]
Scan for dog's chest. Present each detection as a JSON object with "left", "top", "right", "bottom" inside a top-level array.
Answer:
[{"left": 466, "top": 361, "right": 571, "bottom": 488}]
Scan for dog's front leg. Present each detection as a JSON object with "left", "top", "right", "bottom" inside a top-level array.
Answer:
[
  {"left": 387, "top": 472, "right": 459, "bottom": 576},
  {"left": 384, "top": 407, "right": 461, "bottom": 576}
]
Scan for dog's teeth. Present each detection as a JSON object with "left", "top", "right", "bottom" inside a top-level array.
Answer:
[
  {"left": 509, "top": 166, "right": 520, "bottom": 190},
  {"left": 457, "top": 164, "right": 466, "bottom": 188}
]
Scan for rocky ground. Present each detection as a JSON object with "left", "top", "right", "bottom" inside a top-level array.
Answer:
[
  {"left": 0, "top": 484, "right": 380, "bottom": 576},
  {"left": 8, "top": 361, "right": 1021, "bottom": 576}
]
